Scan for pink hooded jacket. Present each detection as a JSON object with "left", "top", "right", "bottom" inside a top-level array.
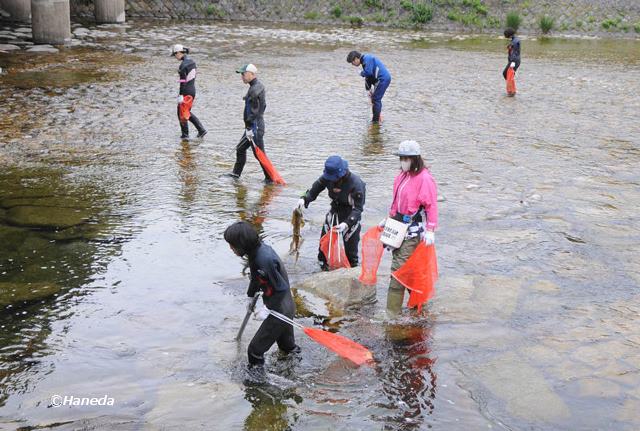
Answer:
[{"left": 389, "top": 169, "right": 438, "bottom": 231}]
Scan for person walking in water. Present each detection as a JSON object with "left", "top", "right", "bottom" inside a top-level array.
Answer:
[
  {"left": 380, "top": 141, "right": 438, "bottom": 316},
  {"left": 502, "top": 28, "right": 521, "bottom": 79},
  {"left": 296, "top": 155, "right": 366, "bottom": 269},
  {"left": 229, "top": 64, "right": 271, "bottom": 183},
  {"left": 172, "top": 44, "right": 207, "bottom": 139},
  {"left": 347, "top": 51, "right": 391, "bottom": 124},
  {"left": 224, "top": 221, "right": 299, "bottom": 369}
]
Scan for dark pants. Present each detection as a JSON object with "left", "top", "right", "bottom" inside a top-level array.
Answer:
[
  {"left": 248, "top": 291, "right": 297, "bottom": 366},
  {"left": 232, "top": 129, "right": 269, "bottom": 180},
  {"left": 177, "top": 104, "right": 205, "bottom": 137},
  {"left": 502, "top": 59, "right": 521, "bottom": 79},
  {"left": 371, "top": 78, "right": 390, "bottom": 123},
  {"left": 317, "top": 209, "right": 361, "bottom": 267}
]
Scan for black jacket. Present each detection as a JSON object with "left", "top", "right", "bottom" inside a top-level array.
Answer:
[
  {"left": 244, "top": 78, "right": 266, "bottom": 130},
  {"left": 178, "top": 56, "right": 197, "bottom": 97},
  {"left": 303, "top": 171, "right": 366, "bottom": 228},
  {"left": 247, "top": 243, "right": 292, "bottom": 312}
]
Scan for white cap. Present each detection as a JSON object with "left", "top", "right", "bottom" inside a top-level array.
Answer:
[
  {"left": 395, "top": 140, "right": 421, "bottom": 156},
  {"left": 171, "top": 44, "right": 185, "bottom": 55},
  {"left": 236, "top": 63, "right": 258, "bottom": 74}
]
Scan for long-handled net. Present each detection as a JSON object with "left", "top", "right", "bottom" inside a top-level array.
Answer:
[{"left": 269, "top": 310, "right": 373, "bottom": 366}]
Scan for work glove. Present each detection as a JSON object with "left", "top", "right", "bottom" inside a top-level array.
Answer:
[
  {"left": 245, "top": 129, "right": 254, "bottom": 140},
  {"left": 295, "top": 198, "right": 306, "bottom": 211},
  {"left": 177, "top": 95, "right": 184, "bottom": 104},
  {"left": 510, "top": 62, "right": 516, "bottom": 68},
  {"left": 253, "top": 305, "right": 270, "bottom": 321},
  {"left": 336, "top": 222, "right": 349, "bottom": 233},
  {"left": 378, "top": 218, "right": 387, "bottom": 228},
  {"left": 421, "top": 230, "right": 435, "bottom": 246}
]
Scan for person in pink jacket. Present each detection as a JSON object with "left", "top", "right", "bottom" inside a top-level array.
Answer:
[{"left": 380, "top": 140, "right": 438, "bottom": 316}]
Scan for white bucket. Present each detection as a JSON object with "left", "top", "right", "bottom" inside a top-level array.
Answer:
[{"left": 380, "top": 218, "right": 409, "bottom": 249}]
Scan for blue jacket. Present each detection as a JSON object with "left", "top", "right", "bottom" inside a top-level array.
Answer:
[
  {"left": 360, "top": 54, "right": 391, "bottom": 86},
  {"left": 508, "top": 36, "right": 521, "bottom": 62}
]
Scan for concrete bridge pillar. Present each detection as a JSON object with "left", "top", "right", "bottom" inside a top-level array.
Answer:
[
  {"left": 3, "top": 0, "right": 31, "bottom": 22},
  {"left": 94, "top": 0, "right": 125, "bottom": 23},
  {"left": 31, "top": 0, "right": 70, "bottom": 44}
]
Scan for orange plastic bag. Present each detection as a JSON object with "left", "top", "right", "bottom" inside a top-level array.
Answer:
[
  {"left": 506, "top": 67, "right": 517, "bottom": 96},
  {"left": 303, "top": 327, "right": 373, "bottom": 366},
  {"left": 391, "top": 242, "right": 438, "bottom": 312},
  {"left": 251, "top": 141, "right": 286, "bottom": 185},
  {"left": 319, "top": 228, "right": 351, "bottom": 270},
  {"left": 359, "top": 226, "right": 384, "bottom": 285},
  {"left": 179, "top": 95, "right": 194, "bottom": 122}
]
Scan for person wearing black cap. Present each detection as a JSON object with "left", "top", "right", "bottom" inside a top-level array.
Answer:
[
  {"left": 229, "top": 63, "right": 270, "bottom": 182},
  {"left": 171, "top": 44, "right": 207, "bottom": 139},
  {"left": 347, "top": 50, "right": 392, "bottom": 124},
  {"left": 295, "top": 156, "right": 366, "bottom": 268}
]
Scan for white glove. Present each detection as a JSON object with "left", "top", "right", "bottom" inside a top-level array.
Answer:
[
  {"left": 510, "top": 62, "right": 516, "bottom": 68},
  {"left": 245, "top": 129, "right": 254, "bottom": 140},
  {"left": 422, "top": 230, "right": 435, "bottom": 245},
  {"left": 296, "top": 198, "right": 305, "bottom": 211},
  {"left": 336, "top": 222, "right": 349, "bottom": 233},
  {"left": 177, "top": 95, "right": 184, "bottom": 104},
  {"left": 253, "top": 305, "right": 269, "bottom": 321},
  {"left": 378, "top": 218, "right": 387, "bottom": 228}
]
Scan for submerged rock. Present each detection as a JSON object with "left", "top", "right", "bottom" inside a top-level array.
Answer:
[
  {"left": 293, "top": 267, "right": 376, "bottom": 311},
  {"left": 0, "top": 281, "right": 62, "bottom": 306},
  {"left": 5, "top": 205, "right": 91, "bottom": 229}
]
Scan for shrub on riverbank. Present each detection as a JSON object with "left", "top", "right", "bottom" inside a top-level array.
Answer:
[
  {"left": 539, "top": 15, "right": 554, "bottom": 34},
  {"left": 506, "top": 11, "right": 521, "bottom": 31}
]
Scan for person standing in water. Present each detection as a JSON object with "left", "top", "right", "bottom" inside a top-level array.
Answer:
[
  {"left": 347, "top": 51, "right": 392, "bottom": 124},
  {"left": 502, "top": 28, "right": 521, "bottom": 79},
  {"left": 229, "top": 64, "right": 271, "bottom": 183},
  {"left": 224, "top": 221, "right": 299, "bottom": 368},
  {"left": 171, "top": 44, "right": 207, "bottom": 139},
  {"left": 296, "top": 155, "right": 366, "bottom": 269},
  {"left": 380, "top": 141, "right": 438, "bottom": 316}
]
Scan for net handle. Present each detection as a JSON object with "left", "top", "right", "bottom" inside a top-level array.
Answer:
[{"left": 268, "top": 310, "right": 304, "bottom": 329}]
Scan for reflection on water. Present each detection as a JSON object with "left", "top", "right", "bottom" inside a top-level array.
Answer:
[{"left": 0, "top": 18, "right": 639, "bottom": 431}]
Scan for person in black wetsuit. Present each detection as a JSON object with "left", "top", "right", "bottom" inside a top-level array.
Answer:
[
  {"left": 224, "top": 221, "right": 299, "bottom": 367},
  {"left": 229, "top": 63, "right": 271, "bottom": 182},
  {"left": 502, "top": 28, "right": 521, "bottom": 79},
  {"left": 295, "top": 155, "right": 366, "bottom": 268},
  {"left": 172, "top": 44, "right": 207, "bottom": 139}
]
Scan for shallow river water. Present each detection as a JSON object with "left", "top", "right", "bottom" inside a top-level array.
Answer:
[{"left": 1, "top": 20, "right": 639, "bottom": 430}]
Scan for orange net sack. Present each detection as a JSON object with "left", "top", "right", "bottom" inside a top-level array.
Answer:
[
  {"left": 391, "top": 242, "right": 438, "bottom": 312},
  {"left": 359, "top": 226, "right": 384, "bottom": 285},
  {"left": 319, "top": 228, "right": 351, "bottom": 270},
  {"left": 252, "top": 144, "right": 286, "bottom": 185},
  {"left": 506, "top": 67, "right": 517, "bottom": 96},
  {"left": 303, "top": 327, "right": 373, "bottom": 366},
  {"left": 179, "top": 95, "right": 194, "bottom": 122}
]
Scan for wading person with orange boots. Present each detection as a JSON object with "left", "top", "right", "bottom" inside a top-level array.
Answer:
[
  {"left": 379, "top": 141, "right": 438, "bottom": 316},
  {"left": 172, "top": 44, "right": 207, "bottom": 139}
]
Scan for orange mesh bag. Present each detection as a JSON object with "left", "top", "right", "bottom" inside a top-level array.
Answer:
[
  {"left": 319, "top": 228, "right": 351, "bottom": 270},
  {"left": 179, "top": 95, "right": 194, "bottom": 122},
  {"left": 359, "top": 226, "right": 384, "bottom": 285},
  {"left": 251, "top": 142, "right": 286, "bottom": 185},
  {"left": 391, "top": 242, "right": 438, "bottom": 312},
  {"left": 506, "top": 67, "right": 517, "bottom": 96},
  {"left": 303, "top": 327, "right": 374, "bottom": 366}
]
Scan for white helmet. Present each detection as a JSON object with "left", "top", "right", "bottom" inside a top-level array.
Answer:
[
  {"left": 170, "top": 44, "right": 185, "bottom": 56},
  {"left": 395, "top": 140, "right": 421, "bottom": 156}
]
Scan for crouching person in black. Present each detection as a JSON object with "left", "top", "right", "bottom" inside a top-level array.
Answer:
[{"left": 224, "top": 221, "right": 299, "bottom": 367}]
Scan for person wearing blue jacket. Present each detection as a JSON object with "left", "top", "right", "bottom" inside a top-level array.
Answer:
[
  {"left": 502, "top": 28, "right": 521, "bottom": 79},
  {"left": 347, "top": 51, "right": 392, "bottom": 124}
]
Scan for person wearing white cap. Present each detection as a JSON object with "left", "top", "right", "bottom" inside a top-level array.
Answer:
[
  {"left": 171, "top": 44, "right": 207, "bottom": 139},
  {"left": 229, "top": 63, "right": 270, "bottom": 182},
  {"left": 380, "top": 140, "right": 439, "bottom": 315}
]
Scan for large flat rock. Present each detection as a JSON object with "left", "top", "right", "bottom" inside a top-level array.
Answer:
[{"left": 293, "top": 267, "right": 376, "bottom": 311}]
